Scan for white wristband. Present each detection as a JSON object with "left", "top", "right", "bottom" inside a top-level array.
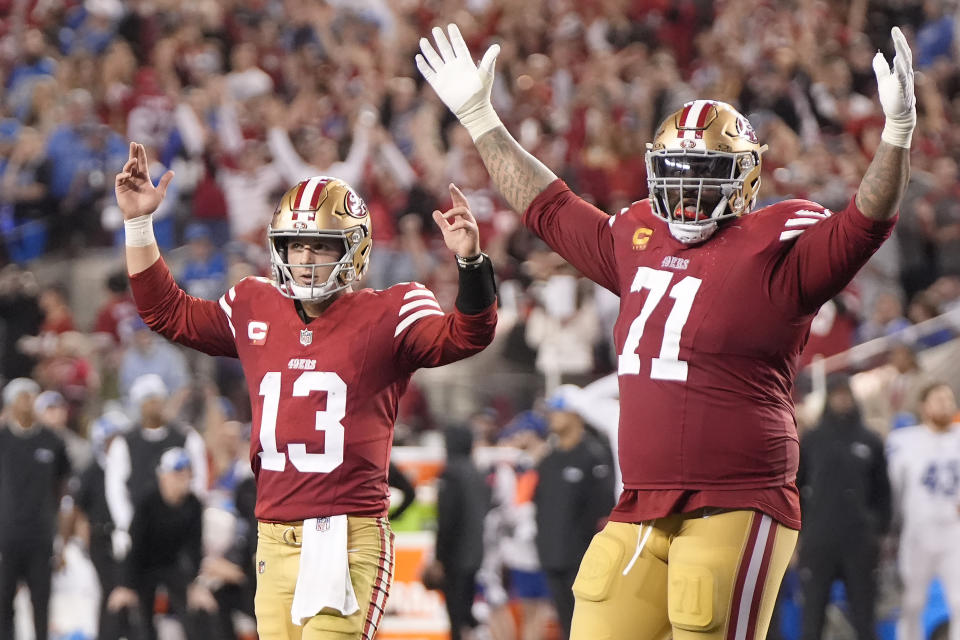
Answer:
[
  {"left": 124, "top": 214, "right": 156, "bottom": 247},
  {"left": 459, "top": 102, "right": 503, "bottom": 142},
  {"left": 880, "top": 108, "right": 916, "bottom": 148}
]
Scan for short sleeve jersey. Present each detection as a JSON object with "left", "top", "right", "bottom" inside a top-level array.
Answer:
[
  {"left": 523, "top": 180, "right": 896, "bottom": 528},
  {"left": 130, "top": 261, "right": 496, "bottom": 521}
]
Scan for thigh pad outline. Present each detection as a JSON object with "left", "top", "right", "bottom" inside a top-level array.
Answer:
[
  {"left": 667, "top": 560, "right": 720, "bottom": 631},
  {"left": 572, "top": 529, "right": 626, "bottom": 602}
]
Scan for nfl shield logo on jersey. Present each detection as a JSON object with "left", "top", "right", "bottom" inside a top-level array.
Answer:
[
  {"left": 300, "top": 329, "right": 313, "bottom": 346},
  {"left": 317, "top": 517, "right": 331, "bottom": 532},
  {"left": 258, "top": 560, "right": 266, "bottom": 574}
]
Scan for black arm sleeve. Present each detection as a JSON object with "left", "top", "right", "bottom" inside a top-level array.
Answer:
[
  {"left": 388, "top": 461, "right": 417, "bottom": 521},
  {"left": 455, "top": 255, "right": 497, "bottom": 314}
]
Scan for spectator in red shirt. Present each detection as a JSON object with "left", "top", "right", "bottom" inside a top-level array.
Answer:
[{"left": 93, "top": 271, "right": 137, "bottom": 345}]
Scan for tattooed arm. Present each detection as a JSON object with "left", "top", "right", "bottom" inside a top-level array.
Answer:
[
  {"left": 855, "top": 143, "right": 910, "bottom": 221},
  {"left": 473, "top": 128, "right": 557, "bottom": 214},
  {"left": 416, "top": 26, "right": 557, "bottom": 213}
]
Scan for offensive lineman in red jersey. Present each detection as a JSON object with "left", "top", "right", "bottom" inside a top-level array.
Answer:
[
  {"left": 114, "top": 143, "right": 498, "bottom": 640},
  {"left": 417, "top": 24, "right": 915, "bottom": 640}
]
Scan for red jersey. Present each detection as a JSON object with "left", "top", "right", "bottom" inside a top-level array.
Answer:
[
  {"left": 130, "top": 259, "right": 496, "bottom": 521},
  {"left": 523, "top": 180, "right": 896, "bottom": 529}
]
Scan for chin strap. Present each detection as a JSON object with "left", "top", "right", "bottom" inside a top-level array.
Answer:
[{"left": 668, "top": 220, "right": 718, "bottom": 244}]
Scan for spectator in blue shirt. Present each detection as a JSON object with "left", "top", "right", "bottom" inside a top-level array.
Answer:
[
  {"left": 179, "top": 223, "right": 227, "bottom": 301},
  {"left": 5, "top": 30, "right": 57, "bottom": 121},
  {"left": 44, "top": 89, "right": 126, "bottom": 202}
]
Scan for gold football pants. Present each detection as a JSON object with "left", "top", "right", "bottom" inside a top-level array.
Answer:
[
  {"left": 571, "top": 509, "right": 797, "bottom": 640},
  {"left": 255, "top": 517, "right": 394, "bottom": 640}
]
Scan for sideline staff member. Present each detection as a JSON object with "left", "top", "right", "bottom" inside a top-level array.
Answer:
[{"left": 0, "top": 378, "right": 71, "bottom": 640}]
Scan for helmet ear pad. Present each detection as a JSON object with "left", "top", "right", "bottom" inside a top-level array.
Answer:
[
  {"left": 267, "top": 176, "right": 373, "bottom": 301},
  {"left": 351, "top": 235, "right": 373, "bottom": 282}
]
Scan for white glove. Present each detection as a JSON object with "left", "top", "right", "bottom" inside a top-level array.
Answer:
[
  {"left": 873, "top": 26, "right": 916, "bottom": 148},
  {"left": 416, "top": 24, "right": 503, "bottom": 141},
  {"left": 112, "top": 529, "right": 131, "bottom": 560}
]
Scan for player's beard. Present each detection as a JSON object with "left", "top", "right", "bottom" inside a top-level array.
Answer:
[{"left": 927, "top": 412, "right": 955, "bottom": 430}]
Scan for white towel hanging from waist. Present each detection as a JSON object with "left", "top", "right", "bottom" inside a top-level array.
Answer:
[{"left": 290, "top": 515, "right": 359, "bottom": 625}]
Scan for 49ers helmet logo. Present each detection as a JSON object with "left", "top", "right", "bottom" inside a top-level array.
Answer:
[
  {"left": 344, "top": 188, "right": 368, "bottom": 219},
  {"left": 291, "top": 210, "right": 317, "bottom": 230},
  {"left": 736, "top": 116, "right": 759, "bottom": 144}
]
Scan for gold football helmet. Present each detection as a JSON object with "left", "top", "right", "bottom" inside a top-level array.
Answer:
[
  {"left": 646, "top": 100, "right": 767, "bottom": 244},
  {"left": 267, "top": 176, "right": 372, "bottom": 300}
]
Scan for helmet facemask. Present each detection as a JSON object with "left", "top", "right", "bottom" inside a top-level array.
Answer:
[
  {"left": 646, "top": 101, "right": 767, "bottom": 244},
  {"left": 269, "top": 229, "right": 367, "bottom": 301}
]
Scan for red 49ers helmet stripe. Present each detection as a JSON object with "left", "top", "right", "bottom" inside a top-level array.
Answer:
[
  {"left": 677, "top": 100, "right": 714, "bottom": 140},
  {"left": 295, "top": 176, "right": 331, "bottom": 211}
]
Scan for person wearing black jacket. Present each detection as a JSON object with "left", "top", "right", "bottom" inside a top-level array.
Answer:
[
  {"left": 797, "top": 374, "right": 892, "bottom": 640},
  {"left": 434, "top": 425, "right": 490, "bottom": 640},
  {"left": 0, "top": 378, "right": 70, "bottom": 640},
  {"left": 105, "top": 374, "right": 207, "bottom": 563},
  {"left": 74, "top": 409, "right": 134, "bottom": 640},
  {"left": 534, "top": 390, "right": 615, "bottom": 640},
  {"left": 107, "top": 447, "right": 216, "bottom": 640}
]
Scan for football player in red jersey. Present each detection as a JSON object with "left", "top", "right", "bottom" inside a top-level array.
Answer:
[
  {"left": 417, "top": 24, "right": 915, "bottom": 640},
  {"left": 114, "top": 143, "right": 498, "bottom": 640}
]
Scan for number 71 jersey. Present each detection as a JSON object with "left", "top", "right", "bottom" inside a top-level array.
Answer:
[
  {"left": 221, "top": 276, "right": 494, "bottom": 522},
  {"left": 524, "top": 181, "right": 896, "bottom": 527}
]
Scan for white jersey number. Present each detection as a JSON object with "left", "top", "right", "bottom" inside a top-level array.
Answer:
[
  {"left": 618, "top": 267, "right": 702, "bottom": 381},
  {"left": 257, "top": 371, "right": 346, "bottom": 473}
]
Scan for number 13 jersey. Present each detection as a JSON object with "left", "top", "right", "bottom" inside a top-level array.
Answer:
[
  {"left": 524, "top": 180, "right": 896, "bottom": 528},
  {"left": 130, "top": 259, "right": 497, "bottom": 522}
]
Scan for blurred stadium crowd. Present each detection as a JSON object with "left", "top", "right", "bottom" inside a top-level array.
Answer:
[{"left": 2, "top": 0, "right": 960, "bottom": 639}]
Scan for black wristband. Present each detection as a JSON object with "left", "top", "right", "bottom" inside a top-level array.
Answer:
[{"left": 455, "top": 253, "right": 497, "bottom": 314}]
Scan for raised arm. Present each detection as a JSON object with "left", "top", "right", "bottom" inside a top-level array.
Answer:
[
  {"left": 115, "top": 142, "right": 236, "bottom": 357},
  {"left": 115, "top": 142, "right": 174, "bottom": 274},
  {"left": 395, "top": 183, "right": 497, "bottom": 370},
  {"left": 856, "top": 27, "right": 916, "bottom": 222},
  {"left": 416, "top": 25, "right": 556, "bottom": 214}
]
